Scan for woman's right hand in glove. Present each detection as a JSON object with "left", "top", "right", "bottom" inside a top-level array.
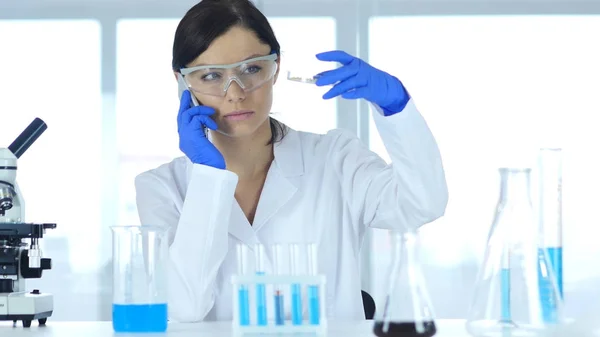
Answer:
[{"left": 177, "top": 90, "right": 226, "bottom": 169}]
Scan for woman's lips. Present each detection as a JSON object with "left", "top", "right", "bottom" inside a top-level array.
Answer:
[{"left": 224, "top": 110, "right": 255, "bottom": 121}]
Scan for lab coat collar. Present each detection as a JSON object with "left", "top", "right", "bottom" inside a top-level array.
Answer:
[
  {"left": 252, "top": 127, "right": 304, "bottom": 232},
  {"left": 183, "top": 127, "right": 305, "bottom": 246},
  {"left": 182, "top": 126, "right": 304, "bottom": 180},
  {"left": 196, "top": 125, "right": 304, "bottom": 178},
  {"left": 230, "top": 126, "right": 305, "bottom": 241},
  {"left": 272, "top": 127, "right": 304, "bottom": 177}
]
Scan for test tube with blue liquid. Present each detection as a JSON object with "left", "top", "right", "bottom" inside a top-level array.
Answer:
[
  {"left": 272, "top": 244, "right": 286, "bottom": 326},
  {"left": 538, "top": 148, "right": 563, "bottom": 322},
  {"left": 254, "top": 244, "right": 268, "bottom": 326},
  {"left": 290, "top": 243, "right": 303, "bottom": 325},
  {"left": 307, "top": 243, "right": 321, "bottom": 325},
  {"left": 236, "top": 244, "right": 251, "bottom": 326}
]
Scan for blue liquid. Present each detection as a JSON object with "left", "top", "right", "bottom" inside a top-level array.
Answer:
[
  {"left": 308, "top": 285, "right": 320, "bottom": 325},
  {"left": 256, "top": 278, "right": 267, "bottom": 326},
  {"left": 540, "top": 247, "right": 563, "bottom": 297},
  {"left": 538, "top": 247, "right": 563, "bottom": 323},
  {"left": 500, "top": 268, "right": 511, "bottom": 322},
  {"left": 274, "top": 292, "right": 285, "bottom": 325},
  {"left": 291, "top": 283, "right": 303, "bottom": 325},
  {"left": 112, "top": 303, "right": 167, "bottom": 333},
  {"left": 238, "top": 286, "right": 250, "bottom": 326}
]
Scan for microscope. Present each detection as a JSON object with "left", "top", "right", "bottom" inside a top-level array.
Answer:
[{"left": 0, "top": 118, "right": 56, "bottom": 327}]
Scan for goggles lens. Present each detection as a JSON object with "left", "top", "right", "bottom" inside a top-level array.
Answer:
[{"left": 181, "top": 54, "right": 278, "bottom": 97}]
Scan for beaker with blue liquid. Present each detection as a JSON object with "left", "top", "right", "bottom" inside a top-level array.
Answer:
[{"left": 111, "top": 225, "right": 169, "bottom": 333}]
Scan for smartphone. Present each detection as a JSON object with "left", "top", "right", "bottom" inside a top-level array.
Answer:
[
  {"left": 177, "top": 73, "right": 214, "bottom": 135},
  {"left": 177, "top": 73, "right": 200, "bottom": 106}
]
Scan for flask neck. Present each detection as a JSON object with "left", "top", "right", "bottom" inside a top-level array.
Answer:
[
  {"left": 390, "top": 231, "right": 419, "bottom": 273},
  {"left": 392, "top": 230, "right": 417, "bottom": 253},
  {"left": 499, "top": 168, "right": 532, "bottom": 204}
]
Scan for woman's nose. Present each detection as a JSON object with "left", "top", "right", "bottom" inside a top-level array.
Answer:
[{"left": 224, "top": 78, "right": 246, "bottom": 102}]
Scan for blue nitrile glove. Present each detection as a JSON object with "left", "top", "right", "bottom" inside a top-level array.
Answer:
[
  {"left": 315, "top": 50, "right": 410, "bottom": 116},
  {"left": 177, "top": 90, "right": 226, "bottom": 169}
]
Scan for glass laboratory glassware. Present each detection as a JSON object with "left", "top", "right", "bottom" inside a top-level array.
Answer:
[
  {"left": 111, "top": 225, "right": 169, "bottom": 333},
  {"left": 254, "top": 243, "right": 268, "bottom": 326},
  {"left": 290, "top": 243, "right": 304, "bottom": 325},
  {"left": 374, "top": 230, "right": 437, "bottom": 337},
  {"left": 307, "top": 243, "right": 321, "bottom": 325},
  {"left": 236, "top": 244, "right": 252, "bottom": 326},
  {"left": 537, "top": 148, "right": 563, "bottom": 309},
  {"left": 272, "top": 244, "right": 286, "bottom": 326},
  {"left": 466, "top": 168, "right": 564, "bottom": 337}
]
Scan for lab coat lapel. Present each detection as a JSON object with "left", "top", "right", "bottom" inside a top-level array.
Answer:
[
  {"left": 252, "top": 128, "right": 304, "bottom": 232},
  {"left": 184, "top": 154, "right": 257, "bottom": 247},
  {"left": 228, "top": 202, "right": 258, "bottom": 247}
]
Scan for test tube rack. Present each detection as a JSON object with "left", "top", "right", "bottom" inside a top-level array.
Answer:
[{"left": 231, "top": 274, "right": 327, "bottom": 336}]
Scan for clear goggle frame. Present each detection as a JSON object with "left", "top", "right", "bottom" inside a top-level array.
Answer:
[{"left": 179, "top": 53, "right": 278, "bottom": 97}]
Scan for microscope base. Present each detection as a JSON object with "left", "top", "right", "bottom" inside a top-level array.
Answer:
[{"left": 0, "top": 292, "right": 53, "bottom": 327}]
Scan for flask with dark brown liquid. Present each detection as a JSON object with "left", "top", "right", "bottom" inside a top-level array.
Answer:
[
  {"left": 373, "top": 320, "right": 436, "bottom": 337},
  {"left": 373, "top": 230, "right": 437, "bottom": 337}
]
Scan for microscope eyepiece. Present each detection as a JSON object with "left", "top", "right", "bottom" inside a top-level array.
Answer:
[{"left": 8, "top": 118, "right": 47, "bottom": 159}]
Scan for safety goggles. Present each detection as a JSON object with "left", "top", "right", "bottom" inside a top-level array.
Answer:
[{"left": 179, "top": 53, "right": 278, "bottom": 97}]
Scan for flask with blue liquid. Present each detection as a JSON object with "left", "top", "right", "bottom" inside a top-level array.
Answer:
[
  {"left": 466, "top": 168, "right": 564, "bottom": 337},
  {"left": 111, "top": 225, "right": 169, "bottom": 333}
]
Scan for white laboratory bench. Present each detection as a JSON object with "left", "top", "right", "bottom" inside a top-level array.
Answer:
[
  {"left": 3, "top": 319, "right": 597, "bottom": 337},
  {"left": 0, "top": 319, "right": 474, "bottom": 337}
]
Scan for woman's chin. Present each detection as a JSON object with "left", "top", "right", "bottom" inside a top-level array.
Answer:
[{"left": 215, "top": 115, "right": 271, "bottom": 138}]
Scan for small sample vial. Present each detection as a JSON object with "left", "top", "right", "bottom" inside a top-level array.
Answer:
[{"left": 286, "top": 70, "right": 321, "bottom": 84}]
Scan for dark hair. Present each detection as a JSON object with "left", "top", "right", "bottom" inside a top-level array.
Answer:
[{"left": 172, "top": 0, "right": 287, "bottom": 145}]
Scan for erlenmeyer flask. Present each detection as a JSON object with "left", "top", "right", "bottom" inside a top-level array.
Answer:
[
  {"left": 466, "top": 168, "right": 564, "bottom": 337},
  {"left": 374, "top": 230, "right": 437, "bottom": 337}
]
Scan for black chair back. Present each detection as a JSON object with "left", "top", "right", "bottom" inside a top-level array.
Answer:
[{"left": 361, "top": 290, "right": 376, "bottom": 319}]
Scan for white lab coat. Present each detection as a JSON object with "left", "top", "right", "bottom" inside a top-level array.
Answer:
[{"left": 134, "top": 99, "right": 448, "bottom": 323}]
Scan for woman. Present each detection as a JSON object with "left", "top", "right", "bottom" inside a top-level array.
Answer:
[{"left": 135, "top": 0, "right": 448, "bottom": 323}]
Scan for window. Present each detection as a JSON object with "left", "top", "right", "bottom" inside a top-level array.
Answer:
[
  {"left": 368, "top": 15, "right": 600, "bottom": 318},
  {"left": 116, "top": 19, "right": 181, "bottom": 227},
  {"left": 0, "top": 20, "right": 102, "bottom": 319}
]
